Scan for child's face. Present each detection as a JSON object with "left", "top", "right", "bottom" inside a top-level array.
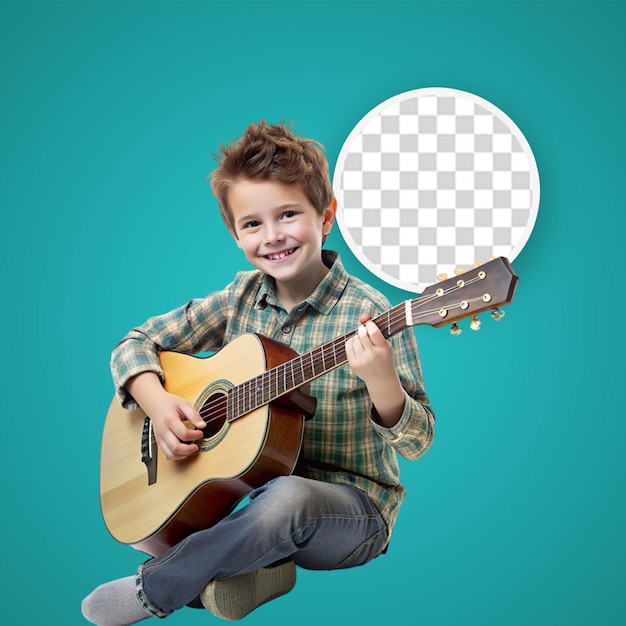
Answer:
[{"left": 229, "top": 179, "right": 335, "bottom": 288}]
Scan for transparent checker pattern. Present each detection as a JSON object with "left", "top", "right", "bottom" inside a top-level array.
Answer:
[{"left": 333, "top": 87, "right": 540, "bottom": 293}]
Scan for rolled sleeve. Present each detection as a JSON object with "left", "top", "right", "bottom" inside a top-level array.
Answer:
[
  {"left": 110, "top": 292, "right": 230, "bottom": 409},
  {"left": 372, "top": 392, "right": 435, "bottom": 460},
  {"left": 110, "top": 331, "right": 165, "bottom": 409}
]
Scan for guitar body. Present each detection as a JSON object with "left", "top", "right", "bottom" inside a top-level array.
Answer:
[{"left": 100, "top": 334, "right": 306, "bottom": 557}]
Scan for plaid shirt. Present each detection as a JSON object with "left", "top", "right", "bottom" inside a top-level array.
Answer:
[{"left": 111, "top": 251, "right": 435, "bottom": 538}]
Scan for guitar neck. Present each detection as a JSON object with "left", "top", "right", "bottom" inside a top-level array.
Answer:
[
  {"left": 227, "top": 302, "right": 411, "bottom": 420},
  {"left": 227, "top": 256, "right": 519, "bottom": 421}
]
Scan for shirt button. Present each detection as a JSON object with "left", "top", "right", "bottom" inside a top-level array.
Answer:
[{"left": 282, "top": 326, "right": 291, "bottom": 334}]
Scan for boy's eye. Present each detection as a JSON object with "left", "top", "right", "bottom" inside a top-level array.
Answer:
[
  {"left": 243, "top": 220, "right": 261, "bottom": 229},
  {"left": 282, "top": 210, "right": 297, "bottom": 219}
]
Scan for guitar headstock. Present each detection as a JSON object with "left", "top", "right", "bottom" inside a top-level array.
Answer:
[{"left": 413, "top": 257, "right": 519, "bottom": 332}]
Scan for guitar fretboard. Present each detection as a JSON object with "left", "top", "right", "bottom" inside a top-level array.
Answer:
[{"left": 226, "top": 302, "right": 410, "bottom": 421}]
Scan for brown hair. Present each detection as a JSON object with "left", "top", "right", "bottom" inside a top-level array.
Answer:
[{"left": 210, "top": 121, "right": 335, "bottom": 235}]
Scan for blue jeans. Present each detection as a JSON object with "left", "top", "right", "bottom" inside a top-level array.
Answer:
[{"left": 136, "top": 475, "right": 388, "bottom": 617}]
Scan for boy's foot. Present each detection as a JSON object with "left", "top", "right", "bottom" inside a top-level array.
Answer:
[
  {"left": 81, "top": 576, "right": 152, "bottom": 626},
  {"left": 200, "top": 561, "right": 296, "bottom": 621}
]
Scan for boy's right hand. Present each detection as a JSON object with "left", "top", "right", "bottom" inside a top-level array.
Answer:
[
  {"left": 144, "top": 391, "right": 207, "bottom": 460},
  {"left": 126, "top": 372, "right": 207, "bottom": 460}
]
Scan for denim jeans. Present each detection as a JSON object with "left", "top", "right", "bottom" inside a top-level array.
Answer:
[{"left": 136, "top": 475, "right": 388, "bottom": 617}]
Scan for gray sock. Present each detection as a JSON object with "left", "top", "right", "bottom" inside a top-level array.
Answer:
[{"left": 81, "top": 576, "right": 153, "bottom": 626}]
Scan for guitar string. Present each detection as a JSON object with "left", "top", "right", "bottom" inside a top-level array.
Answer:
[
  {"left": 198, "top": 264, "right": 493, "bottom": 425},
  {"left": 195, "top": 292, "right": 444, "bottom": 424},
  {"left": 196, "top": 286, "right": 489, "bottom": 425},
  {"left": 195, "top": 290, "right": 489, "bottom": 428}
]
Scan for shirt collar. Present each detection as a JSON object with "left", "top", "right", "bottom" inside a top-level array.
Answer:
[{"left": 254, "top": 250, "right": 349, "bottom": 315}]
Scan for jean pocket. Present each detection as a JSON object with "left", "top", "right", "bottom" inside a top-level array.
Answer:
[{"left": 332, "top": 530, "right": 386, "bottom": 570}]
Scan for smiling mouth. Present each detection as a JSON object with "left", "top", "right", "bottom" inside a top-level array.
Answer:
[{"left": 264, "top": 247, "right": 298, "bottom": 261}]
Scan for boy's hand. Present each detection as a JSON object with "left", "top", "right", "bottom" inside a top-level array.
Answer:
[
  {"left": 346, "top": 314, "right": 396, "bottom": 385},
  {"left": 346, "top": 313, "right": 406, "bottom": 428},
  {"left": 126, "top": 372, "right": 207, "bottom": 460},
  {"left": 145, "top": 392, "right": 207, "bottom": 461}
]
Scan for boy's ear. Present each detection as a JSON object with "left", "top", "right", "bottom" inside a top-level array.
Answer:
[{"left": 322, "top": 198, "right": 337, "bottom": 234}]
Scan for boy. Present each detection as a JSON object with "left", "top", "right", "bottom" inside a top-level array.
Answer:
[{"left": 82, "top": 121, "right": 435, "bottom": 625}]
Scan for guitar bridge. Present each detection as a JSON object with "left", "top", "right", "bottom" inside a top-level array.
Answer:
[{"left": 141, "top": 416, "right": 158, "bottom": 486}]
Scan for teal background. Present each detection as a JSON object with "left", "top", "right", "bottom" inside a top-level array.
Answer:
[{"left": 1, "top": 1, "right": 625, "bottom": 624}]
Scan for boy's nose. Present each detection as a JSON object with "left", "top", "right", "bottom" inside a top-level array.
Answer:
[{"left": 264, "top": 224, "right": 285, "bottom": 244}]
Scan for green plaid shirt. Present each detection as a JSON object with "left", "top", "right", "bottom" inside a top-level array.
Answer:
[{"left": 111, "top": 251, "right": 435, "bottom": 538}]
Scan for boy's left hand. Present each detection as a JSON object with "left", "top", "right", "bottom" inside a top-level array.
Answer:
[
  {"left": 346, "top": 314, "right": 396, "bottom": 385},
  {"left": 346, "top": 313, "right": 406, "bottom": 427}
]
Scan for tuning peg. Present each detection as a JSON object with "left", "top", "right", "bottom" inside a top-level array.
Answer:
[
  {"left": 437, "top": 273, "right": 448, "bottom": 282},
  {"left": 470, "top": 315, "right": 481, "bottom": 331},
  {"left": 454, "top": 268, "right": 465, "bottom": 276},
  {"left": 450, "top": 323, "right": 462, "bottom": 336},
  {"left": 473, "top": 261, "right": 482, "bottom": 268},
  {"left": 490, "top": 308, "right": 505, "bottom": 321}
]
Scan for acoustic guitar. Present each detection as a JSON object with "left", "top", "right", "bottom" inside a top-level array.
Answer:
[{"left": 100, "top": 257, "right": 518, "bottom": 556}]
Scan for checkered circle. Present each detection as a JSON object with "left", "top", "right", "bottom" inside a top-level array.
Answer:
[{"left": 333, "top": 87, "right": 540, "bottom": 293}]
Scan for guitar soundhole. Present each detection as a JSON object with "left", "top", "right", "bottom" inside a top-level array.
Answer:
[
  {"left": 194, "top": 379, "right": 233, "bottom": 451},
  {"left": 196, "top": 391, "right": 229, "bottom": 450}
]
